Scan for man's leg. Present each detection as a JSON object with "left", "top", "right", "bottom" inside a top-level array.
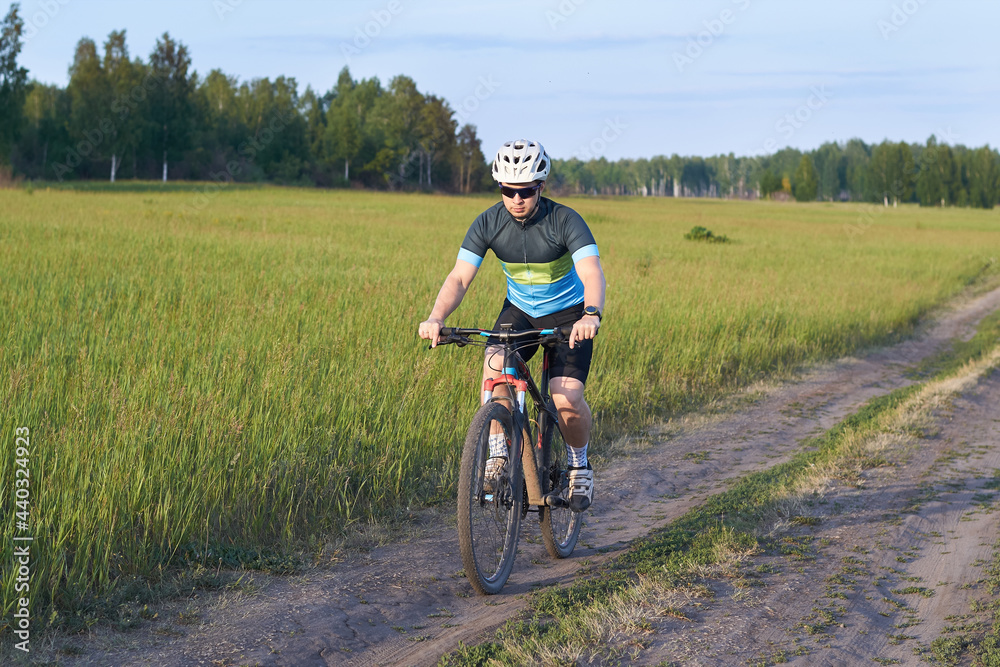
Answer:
[
  {"left": 549, "top": 376, "right": 591, "bottom": 448},
  {"left": 481, "top": 347, "right": 512, "bottom": 488},
  {"left": 550, "top": 376, "right": 594, "bottom": 511}
]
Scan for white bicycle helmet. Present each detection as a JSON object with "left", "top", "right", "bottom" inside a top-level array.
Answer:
[{"left": 491, "top": 140, "right": 551, "bottom": 184}]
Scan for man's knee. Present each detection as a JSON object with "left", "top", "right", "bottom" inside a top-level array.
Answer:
[
  {"left": 550, "top": 377, "right": 586, "bottom": 412},
  {"left": 482, "top": 345, "right": 505, "bottom": 377}
]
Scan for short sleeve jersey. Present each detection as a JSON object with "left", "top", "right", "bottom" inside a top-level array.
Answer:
[{"left": 457, "top": 197, "right": 599, "bottom": 318}]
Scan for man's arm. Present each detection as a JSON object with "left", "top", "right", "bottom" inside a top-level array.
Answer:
[
  {"left": 418, "top": 258, "right": 480, "bottom": 347},
  {"left": 570, "top": 255, "right": 606, "bottom": 349}
]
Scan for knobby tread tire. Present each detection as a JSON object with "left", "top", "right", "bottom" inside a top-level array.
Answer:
[
  {"left": 457, "top": 402, "right": 523, "bottom": 595},
  {"left": 537, "top": 400, "right": 582, "bottom": 559}
]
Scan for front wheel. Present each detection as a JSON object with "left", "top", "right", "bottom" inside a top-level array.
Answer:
[
  {"left": 457, "top": 401, "right": 523, "bottom": 595},
  {"left": 538, "top": 401, "right": 582, "bottom": 558}
]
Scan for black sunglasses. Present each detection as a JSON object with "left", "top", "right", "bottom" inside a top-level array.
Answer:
[{"left": 499, "top": 184, "right": 542, "bottom": 199}]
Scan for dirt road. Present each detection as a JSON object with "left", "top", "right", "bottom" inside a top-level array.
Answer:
[{"left": 45, "top": 285, "right": 1000, "bottom": 666}]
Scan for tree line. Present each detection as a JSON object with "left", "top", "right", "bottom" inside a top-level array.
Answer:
[
  {"left": 1, "top": 3, "right": 998, "bottom": 207},
  {"left": 1, "top": 4, "right": 492, "bottom": 191},
  {"left": 549, "top": 137, "right": 1000, "bottom": 208}
]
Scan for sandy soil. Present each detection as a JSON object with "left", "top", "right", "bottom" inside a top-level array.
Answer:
[
  {"left": 36, "top": 284, "right": 1000, "bottom": 667},
  {"left": 635, "top": 346, "right": 1000, "bottom": 666}
]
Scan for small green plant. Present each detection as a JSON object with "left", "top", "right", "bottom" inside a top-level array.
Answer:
[
  {"left": 791, "top": 515, "right": 821, "bottom": 526},
  {"left": 682, "top": 450, "right": 710, "bottom": 463},
  {"left": 684, "top": 225, "right": 729, "bottom": 243},
  {"left": 891, "top": 586, "right": 935, "bottom": 598},
  {"left": 930, "top": 635, "right": 970, "bottom": 665}
]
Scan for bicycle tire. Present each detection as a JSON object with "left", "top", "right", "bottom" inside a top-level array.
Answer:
[
  {"left": 457, "top": 401, "right": 523, "bottom": 595},
  {"left": 537, "top": 401, "right": 582, "bottom": 558}
]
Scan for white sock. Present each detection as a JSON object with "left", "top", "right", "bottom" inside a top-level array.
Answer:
[
  {"left": 567, "top": 443, "right": 588, "bottom": 468},
  {"left": 488, "top": 433, "right": 508, "bottom": 459}
]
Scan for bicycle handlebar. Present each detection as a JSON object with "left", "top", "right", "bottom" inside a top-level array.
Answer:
[{"left": 435, "top": 325, "right": 574, "bottom": 347}]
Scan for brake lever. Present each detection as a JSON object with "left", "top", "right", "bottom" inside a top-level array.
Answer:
[
  {"left": 428, "top": 335, "right": 466, "bottom": 350},
  {"left": 541, "top": 329, "right": 571, "bottom": 345}
]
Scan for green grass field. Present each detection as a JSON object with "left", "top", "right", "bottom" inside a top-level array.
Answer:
[{"left": 1, "top": 185, "right": 998, "bottom": 632}]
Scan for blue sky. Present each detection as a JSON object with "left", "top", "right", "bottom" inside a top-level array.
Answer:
[{"left": 15, "top": 0, "right": 1000, "bottom": 161}]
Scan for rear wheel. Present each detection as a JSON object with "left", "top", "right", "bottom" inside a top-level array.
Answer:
[
  {"left": 538, "top": 402, "right": 582, "bottom": 558},
  {"left": 457, "top": 402, "right": 523, "bottom": 594}
]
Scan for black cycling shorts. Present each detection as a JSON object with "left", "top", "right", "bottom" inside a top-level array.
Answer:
[{"left": 487, "top": 299, "right": 593, "bottom": 384}]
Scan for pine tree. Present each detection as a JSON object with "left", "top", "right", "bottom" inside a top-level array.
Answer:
[
  {"left": 0, "top": 3, "right": 28, "bottom": 165},
  {"left": 869, "top": 141, "right": 914, "bottom": 206},
  {"left": 61, "top": 37, "right": 108, "bottom": 180},
  {"left": 793, "top": 154, "right": 819, "bottom": 202},
  {"left": 758, "top": 168, "right": 781, "bottom": 198},
  {"left": 325, "top": 67, "right": 361, "bottom": 183},
  {"left": 103, "top": 30, "right": 145, "bottom": 182},
  {"left": 968, "top": 146, "right": 1000, "bottom": 209},
  {"left": 915, "top": 136, "right": 956, "bottom": 206},
  {"left": 148, "top": 33, "right": 194, "bottom": 181}
]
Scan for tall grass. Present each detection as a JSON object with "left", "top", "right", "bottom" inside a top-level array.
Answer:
[{"left": 1, "top": 186, "right": 997, "bottom": 631}]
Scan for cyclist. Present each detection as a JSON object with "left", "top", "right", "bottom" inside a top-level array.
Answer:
[{"left": 418, "top": 139, "right": 606, "bottom": 512}]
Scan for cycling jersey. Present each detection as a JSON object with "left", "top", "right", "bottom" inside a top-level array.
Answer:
[{"left": 457, "top": 197, "right": 600, "bottom": 318}]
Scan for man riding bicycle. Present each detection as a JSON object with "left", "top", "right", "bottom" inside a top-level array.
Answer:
[{"left": 418, "top": 139, "right": 606, "bottom": 511}]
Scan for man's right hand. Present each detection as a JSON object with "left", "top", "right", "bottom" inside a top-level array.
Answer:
[{"left": 418, "top": 318, "right": 444, "bottom": 347}]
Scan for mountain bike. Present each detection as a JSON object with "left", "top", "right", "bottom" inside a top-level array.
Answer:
[{"left": 434, "top": 324, "right": 584, "bottom": 595}]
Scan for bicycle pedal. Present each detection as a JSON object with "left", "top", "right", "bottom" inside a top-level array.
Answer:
[{"left": 543, "top": 493, "right": 569, "bottom": 508}]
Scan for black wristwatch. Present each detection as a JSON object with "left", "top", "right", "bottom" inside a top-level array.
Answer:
[{"left": 583, "top": 305, "right": 602, "bottom": 321}]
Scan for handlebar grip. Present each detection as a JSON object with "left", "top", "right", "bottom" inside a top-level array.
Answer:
[{"left": 431, "top": 327, "right": 467, "bottom": 348}]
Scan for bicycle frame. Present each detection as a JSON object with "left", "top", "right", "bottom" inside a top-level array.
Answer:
[{"left": 449, "top": 326, "right": 569, "bottom": 510}]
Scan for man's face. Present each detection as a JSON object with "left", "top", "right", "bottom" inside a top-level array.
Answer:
[{"left": 500, "top": 181, "right": 544, "bottom": 220}]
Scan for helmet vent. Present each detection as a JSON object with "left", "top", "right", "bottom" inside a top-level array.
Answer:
[
  {"left": 538, "top": 159, "right": 547, "bottom": 171},
  {"left": 513, "top": 156, "right": 520, "bottom": 164},
  {"left": 503, "top": 155, "right": 511, "bottom": 163}
]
